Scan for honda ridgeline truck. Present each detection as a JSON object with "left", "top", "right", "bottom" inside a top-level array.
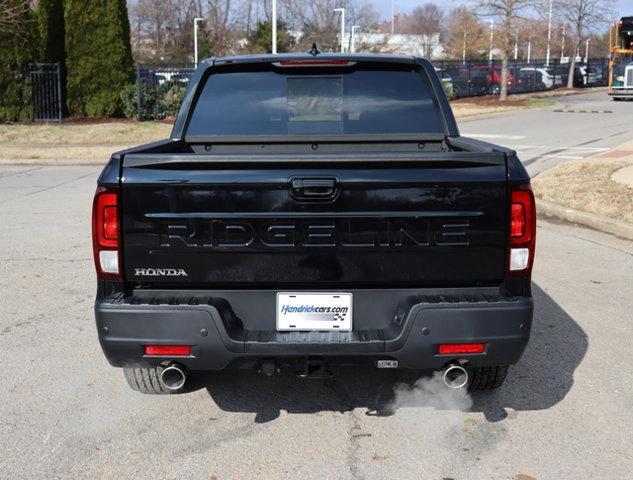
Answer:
[{"left": 92, "top": 52, "right": 536, "bottom": 394}]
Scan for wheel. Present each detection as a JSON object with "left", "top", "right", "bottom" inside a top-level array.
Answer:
[
  {"left": 467, "top": 366, "right": 508, "bottom": 391},
  {"left": 124, "top": 366, "right": 182, "bottom": 394},
  {"left": 488, "top": 83, "right": 500, "bottom": 95},
  {"left": 612, "top": 97, "right": 623, "bottom": 101}
]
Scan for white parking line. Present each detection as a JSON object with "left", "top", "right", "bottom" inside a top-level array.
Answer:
[{"left": 462, "top": 133, "right": 527, "bottom": 140}]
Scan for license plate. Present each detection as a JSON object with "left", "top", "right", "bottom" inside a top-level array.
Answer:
[{"left": 276, "top": 292, "right": 352, "bottom": 331}]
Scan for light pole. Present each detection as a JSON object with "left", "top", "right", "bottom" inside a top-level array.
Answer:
[
  {"left": 391, "top": 0, "right": 395, "bottom": 34},
  {"left": 488, "top": 19, "right": 494, "bottom": 63},
  {"left": 351, "top": 25, "right": 360, "bottom": 53},
  {"left": 334, "top": 8, "right": 345, "bottom": 53},
  {"left": 514, "top": 27, "right": 518, "bottom": 60},
  {"left": 527, "top": 36, "right": 532, "bottom": 63},
  {"left": 545, "top": 0, "right": 553, "bottom": 66},
  {"left": 560, "top": 25, "right": 566, "bottom": 61},
  {"left": 584, "top": 38, "right": 589, "bottom": 63},
  {"left": 272, "top": 0, "right": 277, "bottom": 54},
  {"left": 194, "top": 17, "right": 204, "bottom": 68},
  {"left": 462, "top": 31, "right": 467, "bottom": 65}
]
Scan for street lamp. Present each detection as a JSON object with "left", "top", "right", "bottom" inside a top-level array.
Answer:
[
  {"left": 334, "top": 8, "right": 345, "bottom": 53},
  {"left": 351, "top": 25, "right": 360, "bottom": 53},
  {"left": 488, "top": 19, "right": 494, "bottom": 64},
  {"left": 527, "top": 36, "right": 532, "bottom": 63},
  {"left": 194, "top": 17, "right": 204, "bottom": 68},
  {"left": 391, "top": 0, "right": 395, "bottom": 35},
  {"left": 545, "top": 0, "right": 553, "bottom": 66},
  {"left": 272, "top": 0, "right": 277, "bottom": 54}
]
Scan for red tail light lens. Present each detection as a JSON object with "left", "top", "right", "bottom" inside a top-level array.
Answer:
[
  {"left": 508, "top": 184, "right": 536, "bottom": 273},
  {"left": 92, "top": 186, "right": 122, "bottom": 280}
]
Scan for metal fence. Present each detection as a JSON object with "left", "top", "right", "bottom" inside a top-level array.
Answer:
[
  {"left": 29, "top": 63, "right": 62, "bottom": 122},
  {"left": 133, "top": 65, "right": 195, "bottom": 120},
  {"left": 433, "top": 58, "right": 609, "bottom": 98}
]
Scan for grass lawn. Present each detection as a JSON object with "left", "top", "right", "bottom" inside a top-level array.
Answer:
[{"left": 533, "top": 154, "right": 633, "bottom": 224}]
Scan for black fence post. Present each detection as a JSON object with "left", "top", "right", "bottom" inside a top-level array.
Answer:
[
  {"left": 136, "top": 65, "right": 142, "bottom": 121},
  {"left": 55, "top": 63, "right": 62, "bottom": 122}
]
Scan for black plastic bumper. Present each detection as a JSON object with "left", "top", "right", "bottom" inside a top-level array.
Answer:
[{"left": 95, "top": 289, "right": 533, "bottom": 371}]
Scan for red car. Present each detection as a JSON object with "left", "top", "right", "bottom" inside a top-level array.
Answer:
[{"left": 471, "top": 66, "right": 514, "bottom": 94}]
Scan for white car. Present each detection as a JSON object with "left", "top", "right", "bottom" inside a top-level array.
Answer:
[{"left": 520, "top": 67, "right": 564, "bottom": 89}]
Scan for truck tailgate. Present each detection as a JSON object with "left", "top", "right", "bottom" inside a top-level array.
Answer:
[{"left": 121, "top": 155, "right": 507, "bottom": 286}]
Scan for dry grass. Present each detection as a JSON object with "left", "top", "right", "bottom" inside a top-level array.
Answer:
[
  {"left": 0, "top": 122, "right": 171, "bottom": 145},
  {"left": 0, "top": 121, "right": 172, "bottom": 164},
  {"left": 532, "top": 158, "right": 633, "bottom": 224}
]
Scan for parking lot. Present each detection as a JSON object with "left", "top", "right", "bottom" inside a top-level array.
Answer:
[{"left": 2, "top": 95, "right": 633, "bottom": 479}]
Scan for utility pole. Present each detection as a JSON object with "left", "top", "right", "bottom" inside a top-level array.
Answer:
[
  {"left": 194, "top": 17, "right": 204, "bottom": 68},
  {"left": 334, "top": 8, "right": 345, "bottom": 53},
  {"left": 272, "top": 0, "right": 277, "bottom": 54},
  {"left": 462, "top": 31, "right": 467, "bottom": 65},
  {"left": 488, "top": 19, "right": 494, "bottom": 64},
  {"left": 545, "top": 0, "right": 553, "bottom": 66},
  {"left": 351, "top": 25, "right": 360, "bottom": 53}
]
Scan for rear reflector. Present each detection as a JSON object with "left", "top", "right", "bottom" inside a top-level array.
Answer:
[
  {"left": 145, "top": 345, "right": 192, "bottom": 356},
  {"left": 438, "top": 343, "right": 485, "bottom": 355}
]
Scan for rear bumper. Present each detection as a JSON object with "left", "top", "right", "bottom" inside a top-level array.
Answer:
[
  {"left": 609, "top": 89, "right": 633, "bottom": 97},
  {"left": 95, "top": 289, "right": 533, "bottom": 371}
]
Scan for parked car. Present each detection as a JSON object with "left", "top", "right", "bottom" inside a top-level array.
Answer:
[
  {"left": 520, "top": 66, "right": 564, "bottom": 89},
  {"left": 577, "top": 65, "right": 601, "bottom": 86},
  {"left": 441, "top": 66, "right": 488, "bottom": 98},
  {"left": 470, "top": 65, "right": 514, "bottom": 94},
  {"left": 93, "top": 53, "right": 536, "bottom": 394}
]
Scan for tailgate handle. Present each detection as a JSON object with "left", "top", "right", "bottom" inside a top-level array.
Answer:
[{"left": 290, "top": 178, "right": 338, "bottom": 201}]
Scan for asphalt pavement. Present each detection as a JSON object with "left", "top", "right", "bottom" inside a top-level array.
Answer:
[
  {"left": 1, "top": 94, "right": 633, "bottom": 479},
  {"left": 460, "top": 90, "right": 632, "bottom": 176}
]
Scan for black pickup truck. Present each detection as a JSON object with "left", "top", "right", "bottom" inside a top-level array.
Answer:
[{"left": 93, "top": 53, "right": 535, "bottom": 394}]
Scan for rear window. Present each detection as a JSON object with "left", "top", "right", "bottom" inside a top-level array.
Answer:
[{"left": 186, "top": 65, "right": 443, "bottom": 136}]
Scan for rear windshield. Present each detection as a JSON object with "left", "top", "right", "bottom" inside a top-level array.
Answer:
[{"left": 186, "top": 65, "right": 443, "bottom": 136}]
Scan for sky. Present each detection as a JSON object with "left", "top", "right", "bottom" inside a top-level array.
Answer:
[{"left": 375, "top": 0, "right": 632, "bottom": 26}]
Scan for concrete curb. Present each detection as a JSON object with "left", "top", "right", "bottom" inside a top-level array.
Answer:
[{"left": 536, "top": 198, "right": 633, "bottom": 241}]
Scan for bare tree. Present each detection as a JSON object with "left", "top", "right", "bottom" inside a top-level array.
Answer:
[
  {"left": 561, "top": 0, "right": 614, "bottom": 88},
  {"left": 476, "top": 0, "right": 536, "bottom": 101},
  {"left": 400, "top": 3, "right": 444, "bottom": 57},
  {"left": 0, "top": 0, "right": 32, "bottom": 34},
  {"left": 444, "top": 6, "right": 488, "bottom": 61}
]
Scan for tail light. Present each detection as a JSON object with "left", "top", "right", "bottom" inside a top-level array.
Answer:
[
  {"left": 507, "top": 183, "right": 536, "bottom": 274},
  {"left": 92, "top": 186, "right": 122, "bottom": 280}
]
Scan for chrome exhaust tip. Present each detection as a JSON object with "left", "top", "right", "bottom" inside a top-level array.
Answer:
[
  {"left": 443, "top": 364, "right": 469, "bottom": 389},
  {"left": 159, "top": 364, "right": 186, "bottom": 391}
]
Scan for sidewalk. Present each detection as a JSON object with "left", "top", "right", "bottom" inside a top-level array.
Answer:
[{"left": 532, "top": 140, "right": 633, "bottom": 240}]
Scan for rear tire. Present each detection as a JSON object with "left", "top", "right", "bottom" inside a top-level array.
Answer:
[
  {"left": 124, "top": 366, "right": 181, "bottom": 394},
  {"left": 467, "top": 366, "right": 508, "bottom": 391}
]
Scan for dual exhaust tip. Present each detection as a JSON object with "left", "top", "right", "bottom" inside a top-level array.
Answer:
[{"left": 157, "top": 362, "right": 468, "bottom": 390}]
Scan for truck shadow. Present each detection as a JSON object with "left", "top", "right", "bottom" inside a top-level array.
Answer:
[{"left": 201, "top": 284, "right": 587, "bottom": 423}]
